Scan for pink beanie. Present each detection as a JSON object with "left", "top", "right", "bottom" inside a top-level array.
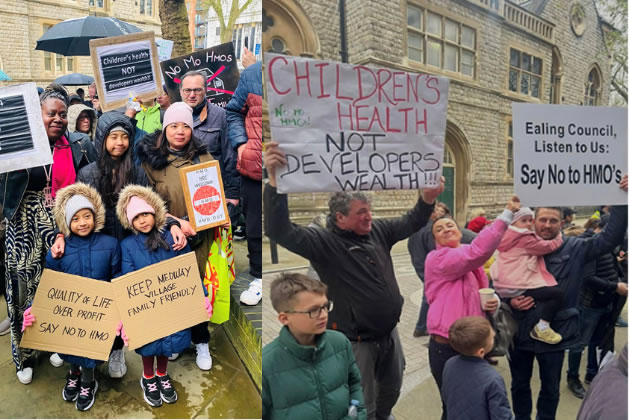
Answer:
[
  {"left": 126, "top": 196, "right": 155, "bottom": 225},
  {"left": 512, "top": 207, "right": 534, "bottom": 225},
  {"left": 163, "top": 102, "right": 193, "bottom": 130}
]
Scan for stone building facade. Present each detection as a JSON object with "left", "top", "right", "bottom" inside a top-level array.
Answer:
[
  {"left": 263, "top": 0, "right": 612, "bottom": 225},
  {"left": 0, "top": 0, "right": 161, "bottom": 90}
]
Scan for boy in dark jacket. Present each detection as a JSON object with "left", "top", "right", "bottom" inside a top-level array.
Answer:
[
  {"left": 442, "top": 317, "right": 513, "bottom": 420},
  {"left": 263, "top": 273, "right": 366, "bottom": 420}
]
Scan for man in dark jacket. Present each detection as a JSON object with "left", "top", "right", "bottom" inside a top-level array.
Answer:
[
  {"left": 264, "top": 141, "right": 444, "bottom": 420},
  {"left": 506, "top": 178, "right": 628, "bottom": 420}
]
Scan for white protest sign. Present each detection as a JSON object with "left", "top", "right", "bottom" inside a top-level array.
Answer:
[
  {"left": 155, "top": 38, "right": 174, "bottom": 62},
  {"left": 513, "top": 103, "right": 627, "bottom": 206},
  {"left": 264, "top": 53, "right": 449, "bottom": 193}
]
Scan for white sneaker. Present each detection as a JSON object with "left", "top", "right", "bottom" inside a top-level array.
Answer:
[
  {"left": 0, "top": 317, "right": 10, "bottom": 335},
  {"left": 240, "top": 278, "right": 262, "bottom": 305},
  {"left": 17, "top": 367, "right": 33, "bottom": 384},
  {"left": 195, "top": 343, "right": 212, "bottom": 370},
  {"left": 108, "top": 349, "right": 127, "bottom": 378},
  {"left": 168, "top": 352, "right": 180, "bottom": 361},
  {"left": 49, "top": 353, "right": 63, "bottom": 368}
]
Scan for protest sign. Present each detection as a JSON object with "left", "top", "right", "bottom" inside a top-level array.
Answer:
[
  {"left": 0, "top": 83, "right": 52, "bottom": 174},
  {"left": 111, "top": 252, "right": 208, "bottom": 351},
  {"left": 160, "top": 42, "right": 240, "bottom": 108},
  {"left": 179, "top": 160, "right": 229, "bottom": 231},
  {"left": 155, "top": 38, "right": 174, "bottom": 62},
  {"left": 513, "top": 103, "right": 627, "bottom": 206},
  {"left": 20, "top": 270, "right": 118, "bottom": 361},
  {"left": 90, "top": 32, "right": 163, "bottom": 112},
  {"left": 264, "top": 53, "right": 449, "bottom": 193}
]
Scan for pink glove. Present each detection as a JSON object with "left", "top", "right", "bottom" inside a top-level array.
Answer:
[
  {"left": 22, "top": 307, "right": 35, "bottom": 333},
  {"left": 205, "top": 297, "right": 213, "bottom": 319},
  {"left": 116, "top": 321, "right": 129, "bottom": 346}
]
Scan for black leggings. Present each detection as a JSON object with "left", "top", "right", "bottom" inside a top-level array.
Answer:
[{"left": 523, "top": 286, "right": 564, "bottom": 323}]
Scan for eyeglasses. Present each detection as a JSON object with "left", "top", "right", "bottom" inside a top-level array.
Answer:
[
  {"left": 285, "top": 301, "right": 334, "bottom": 319},
  {"left": 182, "top": 88, "right": 204, "bottom": 95}
]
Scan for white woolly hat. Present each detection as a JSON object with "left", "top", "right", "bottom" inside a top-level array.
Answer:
[
  {"left": 512, "top": 207, "right": 534, "bottom": 225},
  {"left": 65, "top": 195, "right": 95, "bottom": 227}
]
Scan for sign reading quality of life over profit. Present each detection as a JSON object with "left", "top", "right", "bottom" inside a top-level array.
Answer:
[
  {"left": 20, "top": 270, "right": 118, "bottom": 361},
  {"left": 179, "top": 160, "right": 229, "bottom": 231},
  {"left": 111, "top": 252, "right": 208, "bottom": 351},
  {"left": 90, "top": 32, "right": 162, "bottom": 112},
  {"left": 513, "top": 103, "right": 627, "bottom": 206},
  {"left": 264, "top": 53, "right": 449, "bottom": 193},
  {"left": 0, "top": 83, "right": 52, "bottom": 174}
]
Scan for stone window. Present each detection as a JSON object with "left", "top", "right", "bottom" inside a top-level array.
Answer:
[
  {"left": 42, "top": 23, "right": 73, "bottom": 75},
  {"left": 89, "top": 0, "right": 105, "bottom": 7},
  {"left": 506, "top": 119, "right": 513, "bottom": 177},
  {"left": 509, "top": 48, "right": 542, "bottom": 98},
  {"left": 139, "top": 0, "right": 153, "bottom": 16},
  {"left": 583, "top": 67, "right": 601, "bottom": 106},
  {"left": 407, "top": 3, "right": 476, "bottom": 77}
]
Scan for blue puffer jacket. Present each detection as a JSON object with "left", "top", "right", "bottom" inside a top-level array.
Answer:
[{"left": 120, "top": 230, "right": 200, "bottom": 357}]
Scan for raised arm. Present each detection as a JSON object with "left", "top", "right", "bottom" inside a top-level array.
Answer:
[{"left": 521, "top": 232, "right": 563, "bottom": 256}]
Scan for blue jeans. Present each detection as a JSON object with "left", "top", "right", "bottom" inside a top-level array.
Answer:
[
  {"left": 567, "top": 304, "right": 611, "bottom": 379},
  {"left": 415, "top": 284, "right": 429, "bottom": 332},
  {"left": 508, "top": 347, "right": 564, "bottom": 420}
]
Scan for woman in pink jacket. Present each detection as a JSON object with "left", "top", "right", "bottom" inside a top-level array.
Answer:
[{"left": 424, "top": 196, "right": 520, "bottom": 419}]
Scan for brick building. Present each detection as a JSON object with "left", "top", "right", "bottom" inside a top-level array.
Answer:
[
  {"left": 262, "top": 0, "right": 612, "bottom": 225},
  {"left": 0, "top": 0, "right": 161, "bottom": 90}
]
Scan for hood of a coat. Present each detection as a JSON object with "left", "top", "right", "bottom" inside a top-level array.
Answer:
[
  {"left": 53, "top": 182, "right": 106, "bottom": 237},
  {"left": 93, "top": 111, "right": 136, "bottom": 160},
  {"left": 67, "top": 104, "right": 97, "bottom": 139},
  {"left": 136, "top": 130, "right": 207, "bottom": 170},
  {"left": 116, "top": 184, "right": 167, "bottom": 233}
]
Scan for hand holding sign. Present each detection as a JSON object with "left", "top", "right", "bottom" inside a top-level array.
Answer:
[
  {"left": 506, "top": 195, "right": 521, "bottom": 213},
  {"left": 116, "top": 321, "right": 129, "bottom": 346},
  {"left": 620, "top": 174, "right": 628, "bottom": 192},
  {"left": 205, "top": 296, "right": 213, "bottom": 318},
  {"left": 22, "top": 307, "right": 35, "bottom": 333},
  {"left": 264, "top": 141, "right": 288, "bottom": 188},
  {"left": 421, "top": 176, "right": 445, "bottom": 205}
]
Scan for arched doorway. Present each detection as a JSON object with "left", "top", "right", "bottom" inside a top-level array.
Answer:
[
  {"left": 262, "top": 0, "right": 320, "bottom": 58},
  {"left": 442, "top": 121, "right": 471, "bottom": 225},
  {"left": 438, "top": 144, "right": 455, "bottom": 216}
]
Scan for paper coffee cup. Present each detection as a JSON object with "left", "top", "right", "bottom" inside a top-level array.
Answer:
[{"left": 479, "top": 288, "right": 495, "bottom": 306}]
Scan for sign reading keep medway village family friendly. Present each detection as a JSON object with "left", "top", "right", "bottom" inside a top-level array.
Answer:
[
  {"left": 513, "top": 103, "right": 627, "bottom": 206},
  {"left": 264, "top": 53, "right": 449, "bottom": 193}
]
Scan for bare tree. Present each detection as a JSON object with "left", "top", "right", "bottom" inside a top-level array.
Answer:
[
  {"left": 597, "top": 0, "right": 627, "bottom": 105},
  {"left": 203, "top": 0, "right": 254, "bottom": 43},
  {"left": 160, "top": 0, "right": 193, "bottom": 57}
]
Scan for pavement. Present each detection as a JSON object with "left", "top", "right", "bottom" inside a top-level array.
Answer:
[
  {"left": 262, "top": 237, "right": 628, "bottom": 420},
  {"left": 0, "top": 240, "right": 262, "bottom": 419}
]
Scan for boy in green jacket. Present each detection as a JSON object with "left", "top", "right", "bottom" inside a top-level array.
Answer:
[{"left": 263, "top": 273, "right": 366, "bottom": 420}]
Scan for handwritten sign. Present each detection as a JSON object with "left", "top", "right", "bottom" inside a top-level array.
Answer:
[
  {"left": 90, "top": 32, "right": 163, "bottom": 112},
  {"left": 111, "top": 252, "right": 208, "bottom": 350},
  {"left": 0, "top": 83, "right": 52, "bottom": 174},
  {"left": 20, "top": 270, "right": 118, "bottom": 361},
  {"left": 160, "top": 42, "right": 240, "bottom": 108},
  {"left": 513, "top": 103, "right": 627, "bottom": 206},
  {"left": 155, "top": 38, "right": 174, "bottom": 62},
  {"left": 179, "top": 160, "right": 229, "bottom": 231},
  {"left": 264, "top": 53, "right": 449, "bottom": 193}
]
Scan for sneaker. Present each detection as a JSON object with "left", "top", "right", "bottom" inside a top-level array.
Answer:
[
  {"left": 62, "top": 371, "right": 81, "bottom": 402},
  {"left": 530, "top": 325, "right": 562, "bottom": 344},
  {"left": 567, "top": 376, "right": 586, "bottom": 399},
  {"left": 240, "top": 278, "right": 262, "bottom": 305},
  {"left": 108, "top": 350, "right": 127, "bottom": 378},
  {"left": 140, "top": 376, "right": 162, "bottom": 407},
  {"left": 195, "top": 343, "right": 213, "bottom": 370},
  {"left": 616, "top": 316, "right": 628, "bottom": 327},
  {"left": 49, "top": 353, "right": 64, "bottom": 368},
  {"left": 76, "top": 379, "right": 98, "bottom": 411},
  {"left": 157, "top": 373, "right": 178, "bottom": 403},
  {"left": 168, "top": 352, "right": 180, "bottom": 361},
  {"left": 16, "top": 367, "right": 33, "bottom": 384},
  {"left": 413, "top": 329, "right": 428, "bottom": 338},
  {"left": 0, "top": 317, "right": 10, "bottom": 335},
  {"left": 233, "top": 225, "right": 246, "bottom": 240}
]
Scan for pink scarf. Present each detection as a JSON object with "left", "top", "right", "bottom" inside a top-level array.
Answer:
[{"left": 51, "top": 135, "right": 76, "bottom": 197}]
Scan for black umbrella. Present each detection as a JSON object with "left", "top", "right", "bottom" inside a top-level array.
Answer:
[
  {"left": 54, "top": 73, "right": 94, "bottom": 86},
  {"left": 36, "top": 16, "right": 142, "bottom": 56}
]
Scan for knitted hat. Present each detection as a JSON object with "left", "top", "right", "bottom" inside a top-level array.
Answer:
[
  {"left": 468, "top": 216, "right": 491, "bottom": 233},
  {"left": 125, "top": 195, "right": 155, "bottom": 225},
  {"left": 108, "top": 124, "right": 129, "bottom": 136},
  {"left": 512, "top": 207, "right": 534, "bottom": 225},
  {"left": 65, "top": 195, "right": 95, "bottom": 227},
  {"left": 163, "top": 102, "right": 193, "bottom": 129}
]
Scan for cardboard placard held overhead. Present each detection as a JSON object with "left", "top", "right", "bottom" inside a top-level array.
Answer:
[
  {"left": 20, "top": 270, "right": 118, "bottom": 361},
  {"left": 0, "top": 83, "right": 52, "bottom": 174},
  {"left": 90, "top": 32, "right": 163, "bottom": 112},
  {"left": 160, "top": 42, "right": 240, "bottom": 108},
  {"left": 179, "top": 160, "right": 230, "bottom": 231},
  {"left": 111, "top": 252, "right": 208, "bottom": 351}
]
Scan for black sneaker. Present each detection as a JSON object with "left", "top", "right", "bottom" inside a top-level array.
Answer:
[
  {"left": 62, "top": 371, "right": 81, "bottom": 402},
  {"left": 76, "top": 379, "right": 98, "bottom": 411},
  {"left": 157, "top": 373, "right": 178, "bottom": 403},
  {"left": 141, "top": 376, "right": 162, "bottom": 407},
  {"left": 567, "top": 376, "right": 586, "bottom": 399}
]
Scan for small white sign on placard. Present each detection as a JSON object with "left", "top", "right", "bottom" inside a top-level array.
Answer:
[
  {"left": 179, "top": 161, "right": 229, "bottom": 231},
  {"left": 264, "top": 53, "right": 449, "bottom": 193},
  {"left": 513, "top": 103, "right": 627, "bottom": 206}
]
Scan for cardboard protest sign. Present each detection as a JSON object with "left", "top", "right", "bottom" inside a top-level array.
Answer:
[
  {"left": 155, "top": 38, "right": 174, "bottom": 62},
  {"left": 264, "top": 53, "right": 449, "bottom": 193},
  {"left": 90, "top": 32, "right": 163, "bottom": 112},
  {"left": 0, "top": 83, "right": 52, "bottom": 174},
  {"left": 513, "top": 103, "right": 627, "bottom": 206},
  {"left": 111, "top": 252, "right": 208, "bottom": 350},
  {"left": 20, "top": 270, "right": 118, "bottom": 361},
  {"left": 160, "top": 42, "right": 240, "bottom": 108},
  {"left": 180, "top": 160, "right": 229, "bottom": 231}
]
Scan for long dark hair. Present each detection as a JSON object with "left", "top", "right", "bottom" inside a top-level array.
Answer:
[
  {"left": 98, "top": 133, "right": 136, "bottom": 207},
  {"left": 145, "top": 225, "right": 170, "bottom": 252}
]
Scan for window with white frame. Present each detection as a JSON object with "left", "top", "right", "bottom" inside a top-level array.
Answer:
[
  {"left": 90, "top": 0, "right": 105, "bottom": 7},
  {"left": 139, "top": 0, "right": 153, "bottom": 16},
  {"left": 42, "top": 23, "right": 74, "bottom": 75},
  {"left": 509, "top": 48, "right": 543, "bottom": 98}
]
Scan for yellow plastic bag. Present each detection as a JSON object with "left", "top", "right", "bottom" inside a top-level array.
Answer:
[{"left": 203, "top": 226, "right": 235, "bottom": 324}]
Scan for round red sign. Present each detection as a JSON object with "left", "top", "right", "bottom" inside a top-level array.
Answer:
[{"left": 193, "top": 185, "right": 221, "bottom": 216}]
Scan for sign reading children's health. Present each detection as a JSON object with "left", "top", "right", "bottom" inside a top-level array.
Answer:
[
  {"left": 179, "top": 161, "right": 229, "bottom": 231},
  {"left": 90, "top": 32, "right": 163, "bottom": 112},
  {"left": 264, "top": 53, "right": 449, "bottom": 193},
  {"left": 513, "top": 103, "right": 627, "bottom": 206}
]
